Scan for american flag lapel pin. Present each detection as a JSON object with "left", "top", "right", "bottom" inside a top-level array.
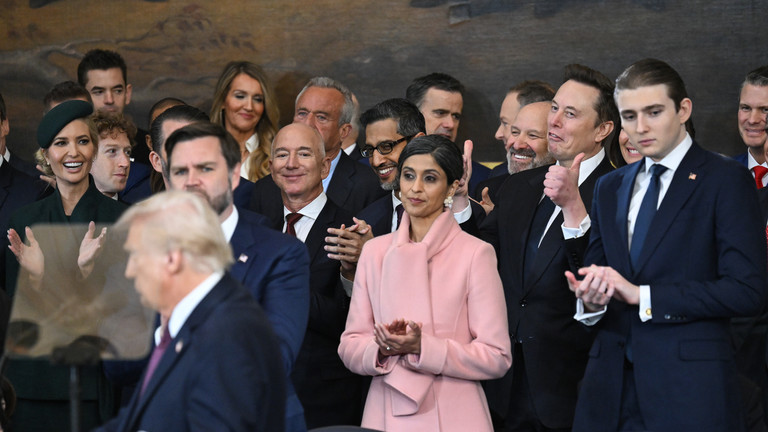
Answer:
[
  {"left": 688, "top": 173, "right": 697, "bottom": 180},
  {"left": 238, "top": 253, "right": 248, "bottom": 263}
]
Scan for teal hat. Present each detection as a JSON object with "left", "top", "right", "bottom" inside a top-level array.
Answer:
[{"left": 36, "top": 100, "right": 93, "bottom": 149}]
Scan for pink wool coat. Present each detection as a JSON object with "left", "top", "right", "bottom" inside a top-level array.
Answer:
[{"left": 338, "top": 210, "right": 512, "bottom": 431}]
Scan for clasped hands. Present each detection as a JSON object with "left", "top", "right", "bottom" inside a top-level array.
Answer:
[
  {"left": 325, "top": 217, "right": 373, "bottom": 280},
  {"left": 374, "top": 319, "right": 422, "bottom": 357},
  {"left": 8, "top": 221, "right": 108, "bottom": 284},
  {"left": 565, "top": 265, "right": 640, "bottom": 312}
]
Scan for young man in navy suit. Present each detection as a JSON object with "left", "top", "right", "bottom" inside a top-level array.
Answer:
[
  {"left": 98, "top": 190, "right": 285, "bottom": 432},
  {"left": 567, "top": 58, "right": 767, "bottom": 432},
  {"left": 165, "top": 122, "right": 310, "bottom": 432}
]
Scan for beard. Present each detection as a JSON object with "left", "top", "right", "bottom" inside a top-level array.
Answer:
[
  {"left": 507, "top": 148, "right": 555, "bottom": 174},
  {"left": 185, "top": 183, "right": 233, "bottom": 216}
]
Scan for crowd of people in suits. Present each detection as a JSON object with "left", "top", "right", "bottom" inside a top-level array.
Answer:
[{"left": 0, "top": 48, "right": 766, "bottom": 432}]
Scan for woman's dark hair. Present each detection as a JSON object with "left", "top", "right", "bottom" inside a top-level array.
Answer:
[{"left": 397, "top": 135, "right": 463, "bottom": 185}]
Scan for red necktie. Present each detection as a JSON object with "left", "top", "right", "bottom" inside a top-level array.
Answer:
[
  {"left": 753, "top": 166, "right": 768, "bottom": 189},
  {"left": 285, "top": 213, "right": 303, "bottom": 237},
  {"left": 140, "top": 325, "right": 171, "bottom": 397}
]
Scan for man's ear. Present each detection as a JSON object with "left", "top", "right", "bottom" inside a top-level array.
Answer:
[
  {"left": 230, "top": 163, "right": 241, "bottom": 191},
  {"left": 166, "top": 248, "right": 183, "bottom": 274},
  {"left": 594, "top": 121, "right": 614, "bottom": 144},
  {"left": 677, "top": 98, "right": 693, "bottom": 124},
  {"left": 125, "top": 83, "right": 133, "bottom": 106},
  {"left": 339, "top": 123, "right": 352, "bottom": 142}
]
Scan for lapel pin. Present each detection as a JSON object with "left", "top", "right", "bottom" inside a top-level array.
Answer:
[
  {"left": 175, "top": 340, "right": 183, "bottom": 353},
  {"left": 238, "top": 253, "right": 248, "bottom": 263},
  {"left": 688, "top": 173, "right": 697, "bottom": 180}
]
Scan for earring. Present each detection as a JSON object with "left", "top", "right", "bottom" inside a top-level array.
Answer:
[{"left": 444, "top": 195, "right": 453, "bottom": 207}]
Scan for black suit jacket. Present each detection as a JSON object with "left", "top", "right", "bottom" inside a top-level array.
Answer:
[
  {"left": 0, "top": 161, "right": 47, "bottom": 290},
  {"left": 96, "top": 273, "right": 286, "bottom": 432},
  {"left": 481, "top": 155, "right": 613, "bottom": 429},
  {"left": 257, "top": 196, "right": 365, "bottom": 428}
]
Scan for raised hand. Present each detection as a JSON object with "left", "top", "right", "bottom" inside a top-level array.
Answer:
[
  {"left": 78, "top": 221, "right": 107, "bottom": 279},
  {"left": 8, "top": 226, "right": 45, "bottom": 281}
]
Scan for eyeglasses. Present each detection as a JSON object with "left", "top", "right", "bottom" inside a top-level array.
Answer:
[{"left": 359, "top": 135, "right": 415, "bottom": 158}]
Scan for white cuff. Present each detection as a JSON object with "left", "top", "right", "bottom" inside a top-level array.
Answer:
[
  {"left": 561, "top": 214, "right": 591, "bottom": 239},
  {"left": 638, "top": 285, "right": 652, "bottom": 322},
  {"left": 574, "top": 298, "right": 606, "bottom": 326}
]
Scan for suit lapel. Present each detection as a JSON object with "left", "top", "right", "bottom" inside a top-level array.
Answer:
[
  {"left": 516, "top": 169, "right": 547, "bottom": 291},
  {"left": 229, "top": 217, "right": 252, "bottom": 282},
  {"left": 305, "top": 201, "right": 335, "bottom": 263},
  {"left": 326, "top": 152, "right": 354, "bottom": 210},
  {"left": 633, "top": 144, "right": 705, "bottom": 273},
  {"left": 131, "top": 276, "right": 235, "bottom": 419},
  {"left": 0, "top": 163, "right": 12, "bottom": 211},
  {"left": 616, "top": 162, "right": 642, "bottom": 272}
]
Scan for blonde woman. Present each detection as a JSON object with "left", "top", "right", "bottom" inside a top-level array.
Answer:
[{"left": 210, "top": 61, "right": 279, "bottom": 181}]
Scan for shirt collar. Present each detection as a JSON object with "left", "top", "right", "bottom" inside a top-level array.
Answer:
[
  {"left": 220, "top": 205, "right": 239, "bottom": 242},
  {"left": 164, "top": 271, "right": 224, "bottom": 340},
  {"left": 747, "top": 149, "right": 767, "bottom": 170},
  {"left": 554, "top": 147, "right": 606, "bottom": 186},
  {"left": 2, "top": 147, "right": 9, "bottom": 163},
  {"left": 641, "top": 133, "right": 692, "bottom": 175},
  {"left": 245, "top": 133, "right": 259, "bottom": 153},
  {"left": 283, "top": 192, "right": 327, "bottom": 220},
  {"left": 391, "top": 191, "right": 401, "bottom": 208}
]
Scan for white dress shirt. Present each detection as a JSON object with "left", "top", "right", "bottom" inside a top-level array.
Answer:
[
  {"left": 157, "top": 271, "right": 224, "bottom": 343},
  {"left": 282, "top": 193, "right": 327, "bottom": 243},
  {"left": 240, "top": 133, "right": 259, "bottom": 180}
]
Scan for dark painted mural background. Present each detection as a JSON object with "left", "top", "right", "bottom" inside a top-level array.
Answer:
[{"left": 1, "top": 0, "right": 765, "bottom": 162}]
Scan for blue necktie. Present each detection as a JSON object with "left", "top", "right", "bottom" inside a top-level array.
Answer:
[{"left": 630, "top": 164, "right": 667, "bottom": 269}]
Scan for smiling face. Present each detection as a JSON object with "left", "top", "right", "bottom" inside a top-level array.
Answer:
[
  {"left": 168, "top": 136, "right": 239, "bottom": 218},
  {"left": 365, "top": 118, "right": 409, "bottom": 190},
  {"left": 618, "top": 129, "right": 642, "bottom": 164},
  {"left": 270, "top": 124, "right": 330, "bottom": 207},
  {"left": 84, "top": 68, "right": 132, "bottom": 113},
  {"left": 91, "top": 129, "right": 132, "bottom": 197},
  {"left": 738, "top": 83, "right": 768, "bottom": 150},
  {"left": 616, "top": 83, "right": 691, "bottom": 162},
  {"left": 505, "top": 101, "right": 553, "bottom": 174},
  {"left": 43, "top": 119, "right": 96, "bottom": 188},
  {"left": 223, "top": 73, "right": 264, "bottom": 138},
  {"left": 419, "top": 88, "right": 463, "bottom": 142},
  {"left": 547, "top": 80, "right": 607, "bottom": 167},
  {"left": 399, "top": 153, "right": 458, "bottom": 226}
]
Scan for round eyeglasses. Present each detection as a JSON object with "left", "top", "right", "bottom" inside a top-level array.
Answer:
[{"left": 359, "top": 135, "right": 415, "bottom": 158}]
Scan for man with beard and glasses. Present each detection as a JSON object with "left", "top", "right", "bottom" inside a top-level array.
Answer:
[
  {"left": 164, "top": 122, "right": 311, "bottom": 432},
  {"left": 480, "top": 64, "right": 618, "bottom": 432}
]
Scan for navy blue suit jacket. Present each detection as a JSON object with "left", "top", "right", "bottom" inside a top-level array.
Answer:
[
  {"left": 734, "top": 151, "right": 749, "bottom": 167},
  {"left": 229, "top": 207, "right": 309, "bottom": 430},
  {"left": 118, "top": 162, "right": 152, "bottom": 204},
  {"left": 96, "top": 273, "right": 286, "bottom": 432},
  {"left": 572, "top": 143, "right": 767, "bottom": 432}
]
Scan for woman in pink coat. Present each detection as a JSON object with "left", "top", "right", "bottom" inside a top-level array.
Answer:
[{"left": 338, "top": 135, "right": 512, "bottom": 431}]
